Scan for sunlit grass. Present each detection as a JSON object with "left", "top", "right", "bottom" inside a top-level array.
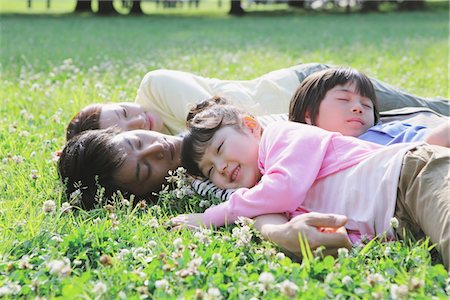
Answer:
[{"left": 0, "top": 2, "right": 448, "bottom": 298}]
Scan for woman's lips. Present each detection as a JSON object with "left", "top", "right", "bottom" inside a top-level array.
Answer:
[{"left": 145, "top": 113, "right": 154, "bottom": 130}]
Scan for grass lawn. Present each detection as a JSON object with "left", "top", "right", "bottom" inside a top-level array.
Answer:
[{"left": 0, "top": 2, "right": 449, "bottom": 298}]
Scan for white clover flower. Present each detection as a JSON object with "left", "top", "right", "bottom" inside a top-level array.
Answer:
[
  {"left": 275, "top": 252, "right": 285, "bottom": 260},
  {"left": 232, "top": 226, "right": 252, "bottom": 248},
  {"left": 338, "top": 247, "right": 349, "bottom": 258},
  {"left": 18, "top": 255, "right": 33, "bottom": 270},
  {"left": 117, "top": 249, "right": 131, "bottom": 261},
  {"left": 92, "top": 281, "right": 107, "bottom": 295},
  {"left": 390, "top": 284, "right": 408, "bottom": 299},
  {"left": 199, "top": 200, "right": 211, "bottom": 208},
  {"left": 259, "top": 272, "right": 275, "bottom": 286},
  {"left": 60, "top": 202, "right": 71, "bottom": 213},
  {"left": 51, "top": 235, "right": 63, "bottom": 243},
  {"left": 194, "top": 228, "right": 212, "bottom": 245},
  {"left": 205, "top": 287, "right": 222, "bottom": 300},
  {"left": 47, "top": 258, "right": 71, "bottom": 277},
  {"left": 0, "top": 281, "right": 21, "bottom": 296},
  {"left": 384, "top": 246, "right": 392, "bottom": 256},
  {"left": 12, "top": 155, "right": 25, "bottom": 164},
  {"left": 42, "top": 200, "right": 56, "bottom": 213},
  {"left": 155, "top": 279, "right": 169, "bottom": 291},
  {"left": 390, "top": 217, "right": 399, "bottom": 229},
  {"left": 173, "top": 238, "right": 183, "bottom": 249},
  {"left": 147, "top": 240, "right": 157, "bottom": 248},
  {"left": 445, "top": 284, "right": 450, "bottom": 295},
  {"left": 367, "top": 273, "right": 385, "bottom": 287},
  {"left": 29, "top": 169, "right": 38, "bottom": 180},
  {"left": 410, "top": 277, "right": 424, "bottom": 290},
  {"left": 69, "top": 189, "right": 82, "bottom": 205},
  {"left": 121, "top": 199, "right": 130, "bottom": 206},
  {"left": 147, "top": 218, "right": 159, "bottom": 228},
  {"left": 342, "top": 275, "right": 353, "bottom": 286},
  {"left": 235, "top": 216, "right": 255, "bottom": 227},
  {"left": 279, "top": 280, "right": 298, "bottom": 297},
  {"left": 211, "top": 253, "right": 222, "bottom": 263}
]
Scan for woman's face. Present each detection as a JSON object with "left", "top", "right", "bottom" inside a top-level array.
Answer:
[
  {"left": 99, "top": 103, "right": 164, "bottom": 133},
  {"left": 111, "top": 130, "right": 182, "bottom": 195}
]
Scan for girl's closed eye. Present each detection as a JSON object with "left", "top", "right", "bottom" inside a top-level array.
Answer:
[
  {"left": 217, "top": 141, "right": 224, "bottom": 153},
  {"left": 122, "top": 108, "right": 128, "bottom": 118}
]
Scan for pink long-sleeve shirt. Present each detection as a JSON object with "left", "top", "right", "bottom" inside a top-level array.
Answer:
[{"left": 202, "top": 121, "right": 414, "bottom": 240}]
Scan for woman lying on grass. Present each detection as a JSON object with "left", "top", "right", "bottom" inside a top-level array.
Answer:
[
  {"left": 173, "top": 96, "right": 449, "bottom": 269},
  {"left": 65, "top": 63, "right": 450, "bottom": 141}
]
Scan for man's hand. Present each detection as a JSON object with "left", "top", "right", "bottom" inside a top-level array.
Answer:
[
  {"left": 256, "top": 213, "right": 352, "bottom": 257},
  {"left": 169, "top": 213, "right": 206, "bottom": 230}
]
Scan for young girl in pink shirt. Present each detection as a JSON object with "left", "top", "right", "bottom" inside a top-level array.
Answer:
[{"left": 173, "top": 96, "right": 450, "bottom": 269}]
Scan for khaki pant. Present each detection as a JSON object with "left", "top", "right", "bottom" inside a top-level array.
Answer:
[{"left": 395, "top": 145, "right": 450, "bottom": 269}]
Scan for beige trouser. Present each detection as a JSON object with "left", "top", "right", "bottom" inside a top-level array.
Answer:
[{"left": 395, "top": 145, "right": 450, "bottom": 269}]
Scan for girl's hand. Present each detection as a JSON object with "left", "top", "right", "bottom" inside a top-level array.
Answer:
[{"left": 169, "top": 213, "right": 206, "bottom": 230}]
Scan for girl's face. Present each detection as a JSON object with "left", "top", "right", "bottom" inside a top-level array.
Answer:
[
  {"left": 306, "top": 83, "right": 375, "bottom": 137},
  {"left": 198, "top": 124, "right": 262, "bottom": 190},
  {"left": 99, "top": 103, "right": 164, "bottom": 133},
  {"left": 111, "top": 130, "right": 182, "bottom": 195}
]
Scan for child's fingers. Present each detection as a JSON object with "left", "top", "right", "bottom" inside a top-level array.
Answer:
[{"left": 304, "top": 213, "right": 348, "bottom": 228}]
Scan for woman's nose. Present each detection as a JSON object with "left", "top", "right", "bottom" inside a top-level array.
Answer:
[
  {"left": 138, "top": 143, "right": 164, "bottom": 160},
  {"left": 126, "top": 116, "right": 145, "bottom": 130}
]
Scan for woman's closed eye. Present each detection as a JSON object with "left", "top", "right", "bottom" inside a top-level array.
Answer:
[{"left": 122, "top": 108, "right": 128, "bottom": 118}]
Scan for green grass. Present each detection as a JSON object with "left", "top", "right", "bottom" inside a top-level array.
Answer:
[{"left": 0, "top": 3, "right": 449, "bottom": 298}]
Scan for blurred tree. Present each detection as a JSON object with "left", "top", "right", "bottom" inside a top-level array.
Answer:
[
  {"left": 229, "top": 0, "right": 245, "bottom": 15},
  {"left": 98, "top": 0, "right": 118, "bottom": 14},
  {"left": 129, "top": 0, "right": 144, "bottom": 14},
  {"left": 74, "top": 0, "right": 92, "bottom": 12}
]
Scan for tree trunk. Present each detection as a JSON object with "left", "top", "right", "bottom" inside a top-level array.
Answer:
[
  {"left": 74, "top": 0, "right": 92, "bottom": 13},
  {"left": 97, "top": 0, "right": 118, "bottom": 15},
  {"left": 129, "top": 0, "right": 144, "bottom": 14},
  {"left": 398, "top": 0, "right": 425, "bottom": 11},
  {"left": 229, "top": 0, "right": 245, "bottom": 15}
]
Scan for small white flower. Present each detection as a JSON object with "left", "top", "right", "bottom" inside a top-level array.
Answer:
[
  {"left": 384, "top": 246, "right": 392, "bottom": 256},
  {"left": 275, "top": 252, "right": 285, "bottom": 260},
  {"left": 18, "top": 255, "right": 33, "bottom": 270},
  {"left": 367, "top": 273, "right": 384, "bottom": 287},
  {"left": 211, "top": 253, "right": 222, "bottom": 263},
  {"left": 47, "top": 258, "right": 71, "bottom": 277},
  {"left": 199, "top": 200, "right": 210, "bottom": 208},
  {"left": 12, "top": 155, "right": 24, "bottom": 164},
  {"left": 205, "top": 287, "right": 222, "bottom": 300},
  {"left": 342, "top": 275, "right": 353, "bottom": 286},
  {"left": 390, "top": 284, "right": 408, "bottom": 299},
  {"left": 338, "top": 247, "right": 349, "bottom": 258},
  {"left": 60, "top": 202, "right": 71, "bottom": 213},
  {"left": 42, "top": 200, "right": 56, "bottom": 213},
  {"left": 259, "top": 272, "right": 275, "bottom": 286},
  {"left": 278, "top": 280, "right": 298, "bottom": 297},
  {"left": 155, "top": 279, "right": 169, "bottom": 291},
  {"left": 173, "top": 238, "right": 183, "bottom": 249},
  {"left": 147, "top": 240, "right": 157, "bottom": 248},
  {"left": 51, "top": 235, "right": 63, "bottom": 243},
  {"left": 390, "top": 217, "right": 399, "bottom": 229},
  {"left": 147, "top": 218, "right": 159, "bottom": 228},
  {"left": 92, "top": 281, "right": 107, "bottom": 295}
]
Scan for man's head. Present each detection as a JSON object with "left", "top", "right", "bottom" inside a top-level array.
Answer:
[{"left": 58, "top": 128, "right": 182, "bottom": 209}]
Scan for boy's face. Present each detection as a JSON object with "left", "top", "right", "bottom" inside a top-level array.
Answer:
[
  {"left": 307, "top": 83, "right": 375, "bottom": 137},
  {"left": 111, "top": 130, "right": 182, "bottom": 195},
  {"left": 198, "top": 125, "right": 262, "bottom": 190},
  {"left": 100, "top": 103, "right": 164, "bottom": 133}
]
